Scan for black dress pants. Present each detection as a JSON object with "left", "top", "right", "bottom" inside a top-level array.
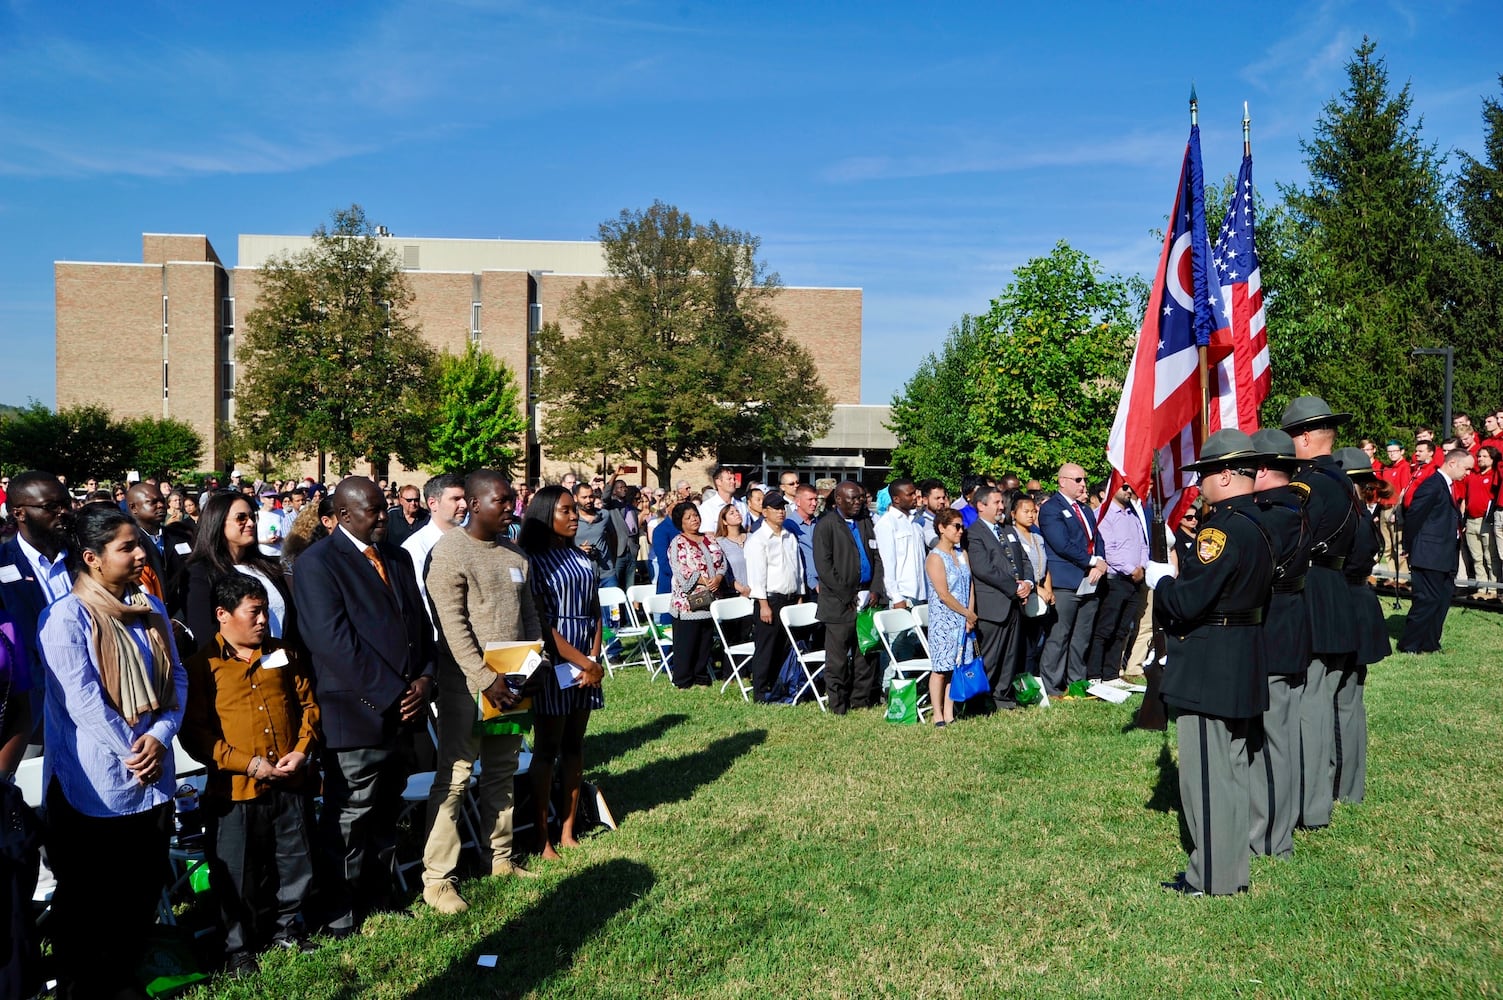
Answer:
[
  {"left": 823, "top": 618, "right": 879, "bottom": 714},
  {"left": 1089, "top": 574, "right": 1144, "bottom": 680},
  {"left": 748, "top": 594, "right": 798, "bottom": 701},
  {"left": 317, "top": 745, "right": 403, "bottom": 932},
  {"left": 1398, "top": 567, "right": 1452, "bottom": 653},
  {"left": 206, "top": 787, "right": 317, "bottom": 957},
  {"left": 670, "top": 616, "right": 714, "bottom": 687},
  {"left": 975, "top": 611, "right": 1021, "bottom": 705},
  {"left": 46, "top": 780, "right": 172, "bottom": 999}
]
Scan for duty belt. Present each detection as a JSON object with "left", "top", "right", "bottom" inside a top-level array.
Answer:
[
  {"left": 1309, "top": 553, "right": 1346, "bottom": 570},
  {"left": 1271, "top": 576, "right": 1306, "bottom": 594},
  {"left": 1202, "top": 608, "right": 1264, "bottom": 627}
]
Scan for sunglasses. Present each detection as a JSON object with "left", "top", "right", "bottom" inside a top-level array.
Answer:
[{"left": 1063, "top": 476, "right": 1086, "bottom": 483}]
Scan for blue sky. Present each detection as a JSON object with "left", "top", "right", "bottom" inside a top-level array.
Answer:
[{"left": 1, "top": 0, "right": 1498, "bottom": 409}]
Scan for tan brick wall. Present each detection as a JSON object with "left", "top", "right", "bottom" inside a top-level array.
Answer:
[
  {"left": 55, "top": 263, "right": 170, "bottom": 426},
  {"left": 143, "top": 234, "right": 220, "bottom": 266},
  {"left": 479, "top": 270, "right": 531, "bottom": 402},
  {"left": 405, "top": 271, "right": 473, "bottom": 359},
  {"left": 771, "top": 287, "right": 862, "bottom": 405},
  {"left": 164, "top": 262, "right": 221, "bottom": 470}
]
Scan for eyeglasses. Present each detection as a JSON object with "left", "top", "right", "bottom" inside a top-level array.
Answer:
[{"left": 17, "top": 502, "right": 66, "bottom": 514}]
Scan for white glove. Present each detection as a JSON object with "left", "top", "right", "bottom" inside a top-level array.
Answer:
[{"left": 1145, "top": 561, "right": 1177, "bottom": 590}]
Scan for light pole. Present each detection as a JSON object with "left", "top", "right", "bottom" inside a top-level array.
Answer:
[{"left": 1411, "top": 347, "right": 1454, "bottom": 435}]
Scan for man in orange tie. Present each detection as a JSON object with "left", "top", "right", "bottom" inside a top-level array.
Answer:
[
  {"left": 125, "top": 481, "right": 194, "bottom": 618},
  {"left": 292, "top": 476, "right": 435, "bottom": 937}
]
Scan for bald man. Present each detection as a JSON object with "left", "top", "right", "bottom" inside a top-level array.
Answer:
[
  {"left": 1036, "top": 463, "right": 1108, "bottom": 696},
  {"left": 126, "top": 480, "right": 194, "bottom": 616},
  {"left": 293, "top": 476, "right": 436, "bottom": 935}
]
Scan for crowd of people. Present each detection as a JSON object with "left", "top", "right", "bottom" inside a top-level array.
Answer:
[{"left": 0, "top": 395, "right": 1489, "bottom": 991}]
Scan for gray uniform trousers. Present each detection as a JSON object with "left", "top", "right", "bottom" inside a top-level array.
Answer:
[
  {"left": 1250, "top": 674, "right": 1302, "bottom": 859},
  {"left": 1299, "top": 653, "right": 1346, "bottom": 828},
  {"left": 1331, "top": 663, "right": 1367, "bottom": 803},
  {"left": 1177, "top": 711, "right": 1252, "bottom": 895}
]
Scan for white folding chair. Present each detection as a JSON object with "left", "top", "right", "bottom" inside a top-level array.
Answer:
[
  {"left": 778, "top": 602, "right": 827, "bottom": 711},
  {"left": 911, "top": 602, "right": 932, "bottom": 654},
  {"left": 875, "top": 608, "right": 933, "bottom": 721},
  {"left": 599, "top": 586, "right": 655, "bottom": 677},
  {"left": 626, "top": 583, "right": 666, "bottom": 670},
  {"left": 643, "top": 593, "right": 674, "bottom": 680},
  {"left": 709, "top": 596, "right": 756, "bottom": 701}
]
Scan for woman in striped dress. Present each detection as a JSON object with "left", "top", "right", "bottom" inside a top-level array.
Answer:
[{"left": 519, "top": 486, "right": 605, "bottom": 860}]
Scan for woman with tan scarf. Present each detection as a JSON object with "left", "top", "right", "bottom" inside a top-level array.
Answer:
[{"left": 38, "top": 502, "right": 188, "bottom": 1000}]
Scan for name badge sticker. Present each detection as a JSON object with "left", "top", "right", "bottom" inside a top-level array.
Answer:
[
  {"left": 867, "top": 539, "right": 879, "bottom": 549},
  {"left": 261, "top": 649, "right": 290, "bottom": 670},
  {"left": 175, "top": 542, "right": 192, "bottom": 555},
  {"left": 510, "top": 567, "right": 525, "bottom": 584},
  {"left": 0, "top": 565, "right": 20, "bottom": 584}
]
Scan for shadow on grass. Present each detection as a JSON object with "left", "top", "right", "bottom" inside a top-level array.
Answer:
[
  {"left": 381, "top": 859, "right": 654, "bottom": 1000},
  {"left": 1143, "top": 735, "right": 1195, "bottom": 853},
  {"left": 586, "top": 712, "right": 690, "bottom": 770},
  {"left": 601, "top": 729, "right": 767, "bottom": 820}
]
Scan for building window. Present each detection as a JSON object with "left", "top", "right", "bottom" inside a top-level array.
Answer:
[
  {"left": 222, "top": 296, "right": 235, "bottom": 329},
  {"left": 471, "top": 302, "right": 482, "bottom": 344},
  {"left": 163, "top": 361, "right": 169, "bottom": 399}
]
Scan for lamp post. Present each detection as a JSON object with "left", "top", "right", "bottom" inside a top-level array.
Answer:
[{"left": 1411, "top": 347, "right": 1454, "bottom": 435}]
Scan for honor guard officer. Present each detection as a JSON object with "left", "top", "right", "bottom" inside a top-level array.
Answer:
[
  {"left": 1247, "top": 428, "right": 1313, "bottom": 861},
  {"left": 1280, "top": 396, "right": 1360, "bottom": 831},
  {"left": 1333, "top": 447, "right": 1394, "bottom": 806},
  {"left": 1145, "top": 430, "right": 1276, "bottom": 896}
]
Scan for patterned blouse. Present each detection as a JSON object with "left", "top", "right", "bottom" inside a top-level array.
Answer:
[{"left": 668, "top": 533, "right": 725, "bottom": 620}]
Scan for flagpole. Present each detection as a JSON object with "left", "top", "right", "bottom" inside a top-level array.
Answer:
[
  {"left": 1243, "top": 100, "right": 1251, "bottom": 157},
  {"left": 1191, "top": 84, "right": 1210, "bottom": 438}
]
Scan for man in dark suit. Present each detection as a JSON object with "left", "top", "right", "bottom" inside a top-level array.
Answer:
[
  {"left": 1398, "top": 447, "right": 1471, "bottom": 654},
  {"left": 1037, "top": 462, "right": 1107, "bottom": 696},
  {"left": 125, "top": 481, "right": 193, "bottom": 619},
  {"left": 293, "top": 477, "right": 435, "bottom": 935},
  {"left": 813, "top": 481, "right": 885, "bottom": 714},
  {"left": 965, "top": 485, "right": 1034, "bottom": 707},
  {"left": 0, "top": 469, "right": 73, "bottom": 750}
]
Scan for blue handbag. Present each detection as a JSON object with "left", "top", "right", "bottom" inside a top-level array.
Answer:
[{"left": 948, "top": 630, "right": 990, "bottom": 702}]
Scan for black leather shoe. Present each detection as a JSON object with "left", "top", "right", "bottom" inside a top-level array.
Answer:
[
  {"left": 226, "top": 951, "right": 260, "bottom": 978},
  {"left": 1160, "top": 874, "right": 1204, "bottom": 897}
]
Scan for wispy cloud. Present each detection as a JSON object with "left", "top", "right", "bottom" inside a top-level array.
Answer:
[
  {"left": 821, "top": 129, "right": 1182, "bottom": 183},
  {"left": 1240, "top": 0, "right": 1359, "bottom": 89}
]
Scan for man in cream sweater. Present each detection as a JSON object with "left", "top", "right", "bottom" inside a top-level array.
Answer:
[{"left": 420, "top": 470, "right": 543, "bottom": 914}]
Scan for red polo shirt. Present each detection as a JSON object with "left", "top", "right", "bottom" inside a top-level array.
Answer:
[{"left": 1464, "top": 468, "right": 1498, "bottom": 518}]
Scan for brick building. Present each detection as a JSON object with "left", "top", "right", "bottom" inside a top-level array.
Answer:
[{"left": 55, "top": 231, "right": 868, "bottom": 486}]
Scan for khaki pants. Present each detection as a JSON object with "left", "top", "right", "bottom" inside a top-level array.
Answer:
[
  {"left": 422, "top": 672, "right": 522, "bottom": 885},
  {"left": 1125, "top": 589, "right": 1154, "bottom": 675},
  {"left": 1465, "top": 516, "right": 1498, "bottom": 589}
]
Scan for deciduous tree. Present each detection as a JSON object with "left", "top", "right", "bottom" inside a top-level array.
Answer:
[
  {"left": 122, "top": 416, "right": 204, "bottom": 480},
  {"left": 235, "top": 205, "right": 435, "bottom": 475},
  {"left": 887, "top": 316, "right": 983, "bottom": 491},
  {"left": 534, "top": 201, "right": 833, "bottom": 489},
  {"left": 426, "top": 345, "right": 528, "bottom": 476}
]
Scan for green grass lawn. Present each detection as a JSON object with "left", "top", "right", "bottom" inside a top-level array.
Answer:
[{"left": 187, "top": 598, "right": 1503, "bottom": 999}]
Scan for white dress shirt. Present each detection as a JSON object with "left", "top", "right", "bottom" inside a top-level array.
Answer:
[
  {"left": 402, "top": 520, "right": 446, "bottom": 630},
  {"left": 18, "top": 534, "right": 72, "bottom": 605},
  {"left": 874, "top": 505, "right": 926, "bottom": 605},
  {"left": 743, "top": 522, "right": 803, "bottom": 599}
]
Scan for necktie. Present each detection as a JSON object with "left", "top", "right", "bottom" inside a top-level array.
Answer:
[
  {"left": 1070, "top": 502, "right": 1095, "bottom": 554},
  {"left": 365, "top": 546, "right": 390, "bottom": 587}
]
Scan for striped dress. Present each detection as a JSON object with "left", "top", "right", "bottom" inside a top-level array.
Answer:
[{"left": 528, "top": 545, "right": 605, "bottom": 716}]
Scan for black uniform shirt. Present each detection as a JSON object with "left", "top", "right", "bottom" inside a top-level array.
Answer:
[
  {"left": 1293, "top": 456, "right": 1360, "bottom": 655},
  {"left": 1253, "top": 483, "right": 1313, "bottom": 676}
]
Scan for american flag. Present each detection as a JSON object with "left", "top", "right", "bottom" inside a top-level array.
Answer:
[
  {"left": 1105, "top": 126, "right": 1216, "bottom": 508},
  {"left": 1205, "top": 153, "right": 1270, "bottom": 432}
]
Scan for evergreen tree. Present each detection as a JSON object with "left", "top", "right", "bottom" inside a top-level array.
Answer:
[
  {"left": 887, "top": 316, "right": 982, "bottom": 491},
  {"left": 1452, "top": 76, "right": 1503, "bottom": 412},
  {"left": 1274, "top": 38, "right": 1460, "bottom": 436}
]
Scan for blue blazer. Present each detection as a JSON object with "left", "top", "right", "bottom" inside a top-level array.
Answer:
[
  {"left": 291, "top": 529, "right": 435, "bottom": 750},
  {"left": 1037, "top": 493, "right": 1099, "bottom": 591},
  {"left": 1404, "top": 472, "right": 1462, "bottom": 573},
  {"left": 0, "top": 536, "right": 52, "bottom": 685}
]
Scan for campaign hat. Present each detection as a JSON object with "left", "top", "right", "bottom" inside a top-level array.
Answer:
[
  {"left": 1335, "top": 446, "right": 1378, "bottom": 480},
  {"left": 1279, "top": 395, "right": 1352, "bottom": 433},
  {"left": 1250, "top": 428, "right": 1303, "bottom": 471},
  {"left": 1183, "top": 429, "right": 1272, "bottom": 473}
]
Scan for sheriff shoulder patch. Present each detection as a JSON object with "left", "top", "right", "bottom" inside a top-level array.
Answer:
[
  {"left": 1196, "top": 527, "right": 1228, "bottom": 564},
  {"left": 1289, "top": 481, "right": 1311, "bottom": 501}
]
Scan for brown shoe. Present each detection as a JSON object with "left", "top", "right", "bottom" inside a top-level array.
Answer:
[
  {"left": 423, "top": 878, "right": 469, "bottom": 914},
  {"left": 493, "top": 860, "right": 539, "bottom": 879}
]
